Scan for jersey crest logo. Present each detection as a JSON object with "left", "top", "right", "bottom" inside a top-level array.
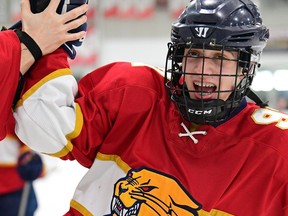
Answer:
[
  {"left": 195, "top": 27, "right": 210, "bottom": 38},
  {"left": 110, "top": 167, "right": 202, "bottom": 215}
]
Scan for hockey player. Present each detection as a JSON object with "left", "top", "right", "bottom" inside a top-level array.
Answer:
[
  {"left": 0, "top": 0, "right": 88, "bottom": 140},
  {"left": 0, "top": 115, "right": 43, "bottom": 216},
  {"left": 13, "top": 0, "right": 288, "bottom": 215}
]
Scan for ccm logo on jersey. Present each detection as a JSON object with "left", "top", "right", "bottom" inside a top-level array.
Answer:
[{"left": 188, "top": 109, "right": 213, "bottom": 115}]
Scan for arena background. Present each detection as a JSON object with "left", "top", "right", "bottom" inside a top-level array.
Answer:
[{"left": 1, "top": 0, "right": 288, "bottom": 214}]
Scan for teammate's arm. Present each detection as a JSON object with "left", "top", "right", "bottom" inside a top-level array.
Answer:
[{"left": 20, "top": 0, "right": 88, "bottom": 74}]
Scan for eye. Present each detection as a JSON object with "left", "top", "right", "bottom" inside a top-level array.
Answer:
[
  {"left": 139, "top": 185, "right": 158, "bottom": 192},
  {"left": 216, "top": 51, "right": 237, "bottom": 61},
  {"left": 187, "top": 50, "right": 200, "bottom": 57},
  {"left": 214, "top": 53, "right": 223, "bottom": 59}
]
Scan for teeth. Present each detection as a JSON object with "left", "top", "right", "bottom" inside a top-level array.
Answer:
[
  {"left": 194, "top": 81, "right": 215, "bottom": 87},
  {"left": 111, "top": 196, "right": 141, "bottom": 216},
  {"left": 123, "top": 209, "right": 128, "bottom": 216},
  {"left": 199, "top": 92, "right": 212, "bottom": 96}
]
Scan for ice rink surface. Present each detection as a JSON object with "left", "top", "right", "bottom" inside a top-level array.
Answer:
[{"left": 33, "top": 155, "right": 88, "bottom": 216}]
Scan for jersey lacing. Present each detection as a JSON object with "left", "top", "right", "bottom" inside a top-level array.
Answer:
[{"left": 179, "top": 122, "right": 207, "bottom": 144}]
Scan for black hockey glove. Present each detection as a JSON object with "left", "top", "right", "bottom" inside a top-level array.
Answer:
[
  {"left": 9, "top": 0, "right": 88, "bottom": 59},
  {"left": 17, "top": 151, "right": 43, "bottom": 182}
]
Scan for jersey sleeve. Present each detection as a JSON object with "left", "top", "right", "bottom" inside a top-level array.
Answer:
[
  {"left": 0, "top": 30, "right": 21, "bottom": 140},
  {"left": 13, "top": 49, "right": 78, "bottom": 156},
  {"left": 14, "top": 57, "right": 165, "bottom": 168},
  {"left": 14, "top": 48, "right": 98, "bottom": 167}
]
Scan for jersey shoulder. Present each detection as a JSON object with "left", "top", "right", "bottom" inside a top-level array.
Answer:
[
  {"left": 242, "top": 103, "right": 288, "bottom": 157},
  {"left": 247, "top": 103, "right": 288, "bottom": 133},
  {"left": 221, "top": 103, "right": 288, "bottom": 157},
  {"left": 79, "top": 62, "right": 166, "bottom": 95}
]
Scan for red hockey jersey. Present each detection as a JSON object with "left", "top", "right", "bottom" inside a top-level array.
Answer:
[
  {"left": 14, "top": 50, "right": 288, "bottom": 216},
  {"left": 0, "top": 30, "right": 21, "bottom": 140},
  {"left": 0, "top": 116, "right": 29, "bottom": 194}
]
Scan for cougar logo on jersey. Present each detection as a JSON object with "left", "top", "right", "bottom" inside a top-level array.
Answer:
[{"left": 110, "top": 167, "right": 201, "bottom": 215}]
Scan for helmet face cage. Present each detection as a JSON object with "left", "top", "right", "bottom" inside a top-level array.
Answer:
[
  {"left": 165, "top": 42, "right": 257, "bottom": 124},
  {"left": 165, "top": 0, "right": 269, "bottom": 125}
]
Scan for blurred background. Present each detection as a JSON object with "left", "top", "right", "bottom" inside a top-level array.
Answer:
[{"left": 1, "top": 0, "right": 288, "bottom": 215}]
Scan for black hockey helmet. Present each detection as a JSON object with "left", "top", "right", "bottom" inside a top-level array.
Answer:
[{"left": 165, "top": 0, "right": 269, "bottom": 124}]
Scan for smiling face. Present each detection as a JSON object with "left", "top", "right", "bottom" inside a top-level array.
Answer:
[{"left": 182, "top": 48, "right": 244, "bottom": 101}]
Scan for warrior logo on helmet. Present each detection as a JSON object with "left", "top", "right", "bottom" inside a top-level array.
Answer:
[
  {"left": 194, "top": 27, "right": 210, "bottom": 38},
  {"left": 110, "top": 167, "right": 202, "bottom": 215}
]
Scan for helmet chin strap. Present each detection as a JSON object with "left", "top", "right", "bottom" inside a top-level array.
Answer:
[
  {"left": 171, "top": 93, "right": 239, "bottom": 125},
  {"left": 231, "top": 75, "right": 269, "bottom": 108},
  {"left": 178, "top": 87, "right": 268, "bottom": 125},
  {"left": 246, "top": 88, "right": 268, "bottom": 108}
]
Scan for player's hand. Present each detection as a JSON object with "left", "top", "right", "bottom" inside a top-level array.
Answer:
[{"left": 21, "top": 0, "right": 88, "bottom": 56}]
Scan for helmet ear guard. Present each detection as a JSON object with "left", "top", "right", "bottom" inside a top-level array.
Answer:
[{"left": 238, "top": 50, "right": 251, "bottom": 69}]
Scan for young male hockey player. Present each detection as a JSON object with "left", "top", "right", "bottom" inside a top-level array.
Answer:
[
  {"left": 14, "top": 0, "right": 288, "bottom": 215},
  {"left": 0, "top": 0, "right": 88, "bottom": 140}
]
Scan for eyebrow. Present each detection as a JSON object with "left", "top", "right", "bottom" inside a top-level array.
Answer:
[{"left": 186, "top": 48, "right": 237, "bottom": 58}]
